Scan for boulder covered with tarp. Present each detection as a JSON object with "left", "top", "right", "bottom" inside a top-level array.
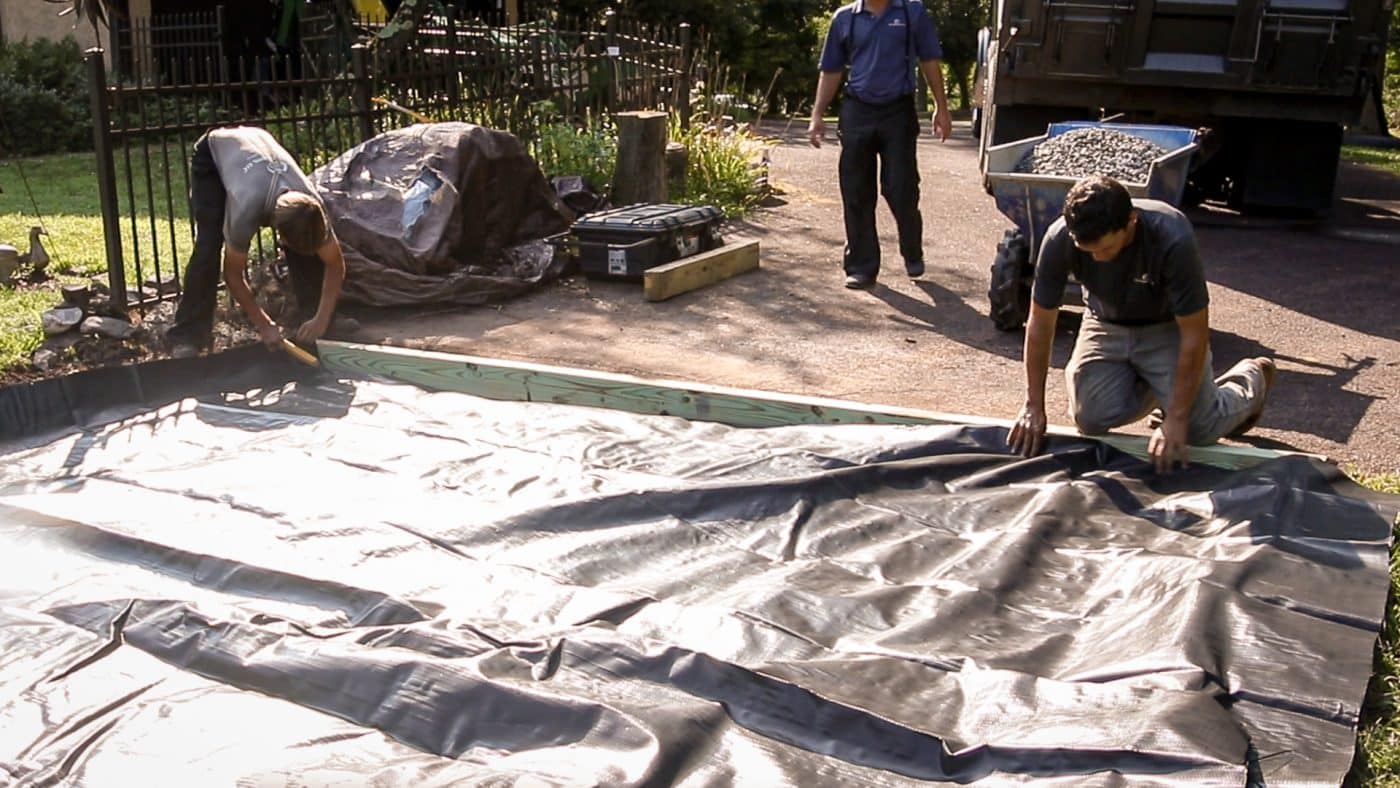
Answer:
[{"left": 311, "top": 122, "right": 574, "bottom": 306}]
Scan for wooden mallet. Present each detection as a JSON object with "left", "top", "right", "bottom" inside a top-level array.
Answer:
[{"left": 280, "top": 338, "right": 320, "bottom": 368}]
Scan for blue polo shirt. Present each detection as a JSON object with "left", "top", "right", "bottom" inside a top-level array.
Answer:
[{"left": 819, "top": 0, "right": 942, "bottom": 104}]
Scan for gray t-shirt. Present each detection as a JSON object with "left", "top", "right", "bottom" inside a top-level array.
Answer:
[
  {"left": 1032, "top": 199, "right": 1209, "bottom": 325},
  {"left": 207, "top": 127, "right": 321, "bottom": 254}
]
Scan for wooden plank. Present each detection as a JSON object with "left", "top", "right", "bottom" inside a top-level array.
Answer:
[
  {"left": 316, "top": 340, "right": 1299, "bottom": 470},
  {"left": 644, "top": 240, "right": 760, "bottom": 302}
]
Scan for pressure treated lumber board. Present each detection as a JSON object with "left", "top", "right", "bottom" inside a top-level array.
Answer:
[
  {"left": 317, "top": 340, "right": 1293, "bottom": 470},
  {"left": 643, "top": 240, "right": 760, "bottom": 301}
]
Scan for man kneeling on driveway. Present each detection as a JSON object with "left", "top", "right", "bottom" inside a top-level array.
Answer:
[{"left": 1009, "top": 175, "right": 1276, "bottom": 473}]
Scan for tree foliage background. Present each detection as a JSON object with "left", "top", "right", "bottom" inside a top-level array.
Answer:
[{"left": 555, "top": 0, "right": 989, "bottom": 114}]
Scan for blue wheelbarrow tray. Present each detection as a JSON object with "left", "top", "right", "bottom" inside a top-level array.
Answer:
[{"left": 984, "top": 121, "right": 1200, "bottom": 262}]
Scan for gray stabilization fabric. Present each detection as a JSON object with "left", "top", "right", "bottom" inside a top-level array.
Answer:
[{"left": 1, "top": 376, "right": 1393, "bottom": 786}]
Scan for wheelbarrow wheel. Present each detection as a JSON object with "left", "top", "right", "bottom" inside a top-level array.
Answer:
[{"left": 987, "top": 229, "right": 1032, "bottom": 331}]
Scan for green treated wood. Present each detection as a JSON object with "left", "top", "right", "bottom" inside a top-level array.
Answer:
[{"left": 317, "top": 340, "right": 1299, "bottom": 470}]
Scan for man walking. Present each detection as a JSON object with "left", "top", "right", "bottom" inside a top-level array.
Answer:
[
  {"left": 1008, "top": 176, "right": 1276, "bottom": 473},
  {"left": 167, "top": 126, "right": 346, "bottom": 358},
  {"left": 808, "top": 0, "right": 953, "bottom": 289}
]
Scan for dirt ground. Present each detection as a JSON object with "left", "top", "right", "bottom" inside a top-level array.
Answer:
[{"left": 345, "top": 119, "right": 1400, "bottom": 475}]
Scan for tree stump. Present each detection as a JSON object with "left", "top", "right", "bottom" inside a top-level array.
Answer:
[
  {"left": 612, "top": 111, "right": 669, "bottom": 206},
  {"left": 665, "top": 141, "right": 688, "bottom": 201}
]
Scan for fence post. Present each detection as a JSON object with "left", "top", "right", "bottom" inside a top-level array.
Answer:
[
  {"left": 86, "top": 49, "right": 128, "bottom": 312},
  {"left": 107, "top": 18, "right": 121, "bottom": 78},
  {"left": 678, "top": 23, "right": 692, "bottom": 132},
  {"left": 351, "top": 43, "right": 374, "bottom": 142},
  {"left": 604, "top": 9, "right": 618, "bottom": 112},
  {"left": 216, "top": 5, "right": 229, "bottom": 83},
  {"left": 445, "top": 6, "right": 462, "bottom": 119}
]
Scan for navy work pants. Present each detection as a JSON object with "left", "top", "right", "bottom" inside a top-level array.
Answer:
[
  {"left": 837, "top": 95, "right": 923, "bottom": 278},
  {"left": 169, "top": 133, "right": 323, "bottom": 347}
]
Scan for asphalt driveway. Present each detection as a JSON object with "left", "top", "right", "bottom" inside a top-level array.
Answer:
[{"left": 356, "top": 120, "right": 1400, "bottom": 474}]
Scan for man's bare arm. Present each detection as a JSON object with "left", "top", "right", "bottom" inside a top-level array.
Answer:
[
  {"left": 222, "top": 247, "right": 280, "bottom": 346},
  {"left": 1009, "top": 302, "right": 1059, "bottom": 456},
  {"left": 917, "top": 59, "right": 952, "bottom": 141},
  {"left": 808, "top": 71, "right": 844, "bottom": 147},
  {"left": 1149, "top": 306, "right": 1210, "bottom": 472}
]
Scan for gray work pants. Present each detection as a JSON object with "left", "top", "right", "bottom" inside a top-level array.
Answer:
[{"left": 1065, "top": 314, "right": 1266, "bottom": 445}]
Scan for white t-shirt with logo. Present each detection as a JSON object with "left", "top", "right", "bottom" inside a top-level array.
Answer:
[{"left": 206, "top": 127, "right": 322, "bottom": 254}]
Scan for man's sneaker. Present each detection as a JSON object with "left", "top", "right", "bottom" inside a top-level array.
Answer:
[
  {"left": 1227, "top": 357, "right": 1277, "bottom": 437},
  {"left": 904, "top": 259, "right": 925, "bottom": 278},
  {"left": 844, "top": 273, "right": 876, "bottom": 290},
  {"left": 169, "top": 340, "right": 200, "bottom": 359}
]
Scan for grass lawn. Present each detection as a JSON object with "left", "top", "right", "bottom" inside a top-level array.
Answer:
[
  {"left": 1343, "top": 144, "right": 1400, "bottom": 177},
  {"left": 1353, "top": 470, "right": 1400, "bottom": 786},
  {"left": 2, "top": 150, "right": 195, "bottom": 371},
  {"left": 2, "top": 154, "right": 115, "bottom": 371}
]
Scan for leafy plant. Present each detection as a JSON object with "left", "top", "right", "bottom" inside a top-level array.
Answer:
[
  {"left": 533, "top": 114, "right": 618, "bottom": 194},
  {"left": 671, "top": 113, "right": 772, "bottom": 217}
]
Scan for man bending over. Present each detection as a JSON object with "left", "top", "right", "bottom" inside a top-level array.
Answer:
[{"left": 167, "top": 126, "right": 345, "bottom": 357}]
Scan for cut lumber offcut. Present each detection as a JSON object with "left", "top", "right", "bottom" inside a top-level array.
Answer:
[{"left": 644, "top": 239, "right": 760, "bottom": 302}]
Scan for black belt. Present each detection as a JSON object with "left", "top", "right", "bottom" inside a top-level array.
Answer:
[
  {"left": 845, "top": 93, "right": 914, "bottom": 108},
  {"left": 1096, "top": 316, "right": 1175, "bottom": 327}
]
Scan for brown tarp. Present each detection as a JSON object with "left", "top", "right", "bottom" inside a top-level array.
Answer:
[{"left": 312, "top": 122, "right": 574, "bottom": 307}]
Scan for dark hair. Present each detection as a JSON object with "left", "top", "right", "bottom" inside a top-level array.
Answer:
[
  {"left": 1062, "top": 175, "right": 1133, "bottom": 243},
  {"left": 274, "top": 191, "right": 330, "bottom": 255}
]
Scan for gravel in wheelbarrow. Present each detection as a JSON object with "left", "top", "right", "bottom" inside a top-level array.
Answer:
[{"left": 1015, "top": 127, "right": 1168, "bottom": 184}]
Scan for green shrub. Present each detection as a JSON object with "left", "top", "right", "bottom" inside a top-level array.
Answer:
[
  {"left": 533, "top": 115, "right": 618, "bottom": 193},
  {"left": 671, "top": 114, "right": 771, "bottom": 217},
  {"left": 0, "top": 37, "right": 92, "bottom": 156},
  {"left": 530, "top": 111, "right": 766, "bottom": 217},
  {"left": 1387, "top": 0, "right": 1399, "bottom": 131}
]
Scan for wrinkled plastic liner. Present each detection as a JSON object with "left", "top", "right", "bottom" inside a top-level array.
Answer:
[{"left": 1, "top": 375, "right": 1393, "bottom": 786}]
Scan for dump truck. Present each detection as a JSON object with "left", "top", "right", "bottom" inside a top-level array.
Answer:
[{"left": 973, "top": 0, "right": 1393, "bottom": 214}]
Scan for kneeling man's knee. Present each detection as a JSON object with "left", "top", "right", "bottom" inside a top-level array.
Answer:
[{"left": 1071, "top": 407, "right": 1114, "bottom": 436}]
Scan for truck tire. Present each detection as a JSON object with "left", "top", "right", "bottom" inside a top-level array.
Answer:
[{"left": 987, "top": 229, "right": 1032, "bottom": 331}]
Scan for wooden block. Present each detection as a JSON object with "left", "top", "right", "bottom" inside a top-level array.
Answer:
[{"left": 644, "top": 240, "right": 760, "bottom": 302}]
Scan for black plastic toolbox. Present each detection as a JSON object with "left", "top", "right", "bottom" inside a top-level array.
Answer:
[{"left": 570, "top": 203, "right": 724, "bottom": 278}]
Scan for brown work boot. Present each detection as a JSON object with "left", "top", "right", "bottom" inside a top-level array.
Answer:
[{"left": 1227, "top": 357, "right": 1277, "bottom": 437}]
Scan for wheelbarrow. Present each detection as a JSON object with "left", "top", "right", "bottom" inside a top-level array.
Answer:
[{"left": 982, "top": 121, "right": 1199, "bottom": 330}]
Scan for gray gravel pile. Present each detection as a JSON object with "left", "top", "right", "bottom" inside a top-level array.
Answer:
[{"left": 1015, "top": 128, "right": 1166, "bottom": 183}]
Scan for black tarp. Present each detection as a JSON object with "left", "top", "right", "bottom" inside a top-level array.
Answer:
[
  {"left": 311, "top": 122, "right": 574, "bottom": 307},
  {"left": 0, "top": 369, "right": 1394, "bottom": 786}
]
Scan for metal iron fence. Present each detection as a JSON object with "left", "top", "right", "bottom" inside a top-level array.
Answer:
[
  {"left": 87, "top": 9, "right": 694, "bottom": 309},
  {"left": 109, "top": 8, "right": 226, "bottom": 85}
]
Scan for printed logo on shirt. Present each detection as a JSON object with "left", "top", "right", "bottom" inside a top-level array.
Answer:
[
  {"left": 889, "top": 17, "right": 906, "bottom": 26},
  {"left": 1133, "top": 272, "right": 1154, "bottom": 285}
]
